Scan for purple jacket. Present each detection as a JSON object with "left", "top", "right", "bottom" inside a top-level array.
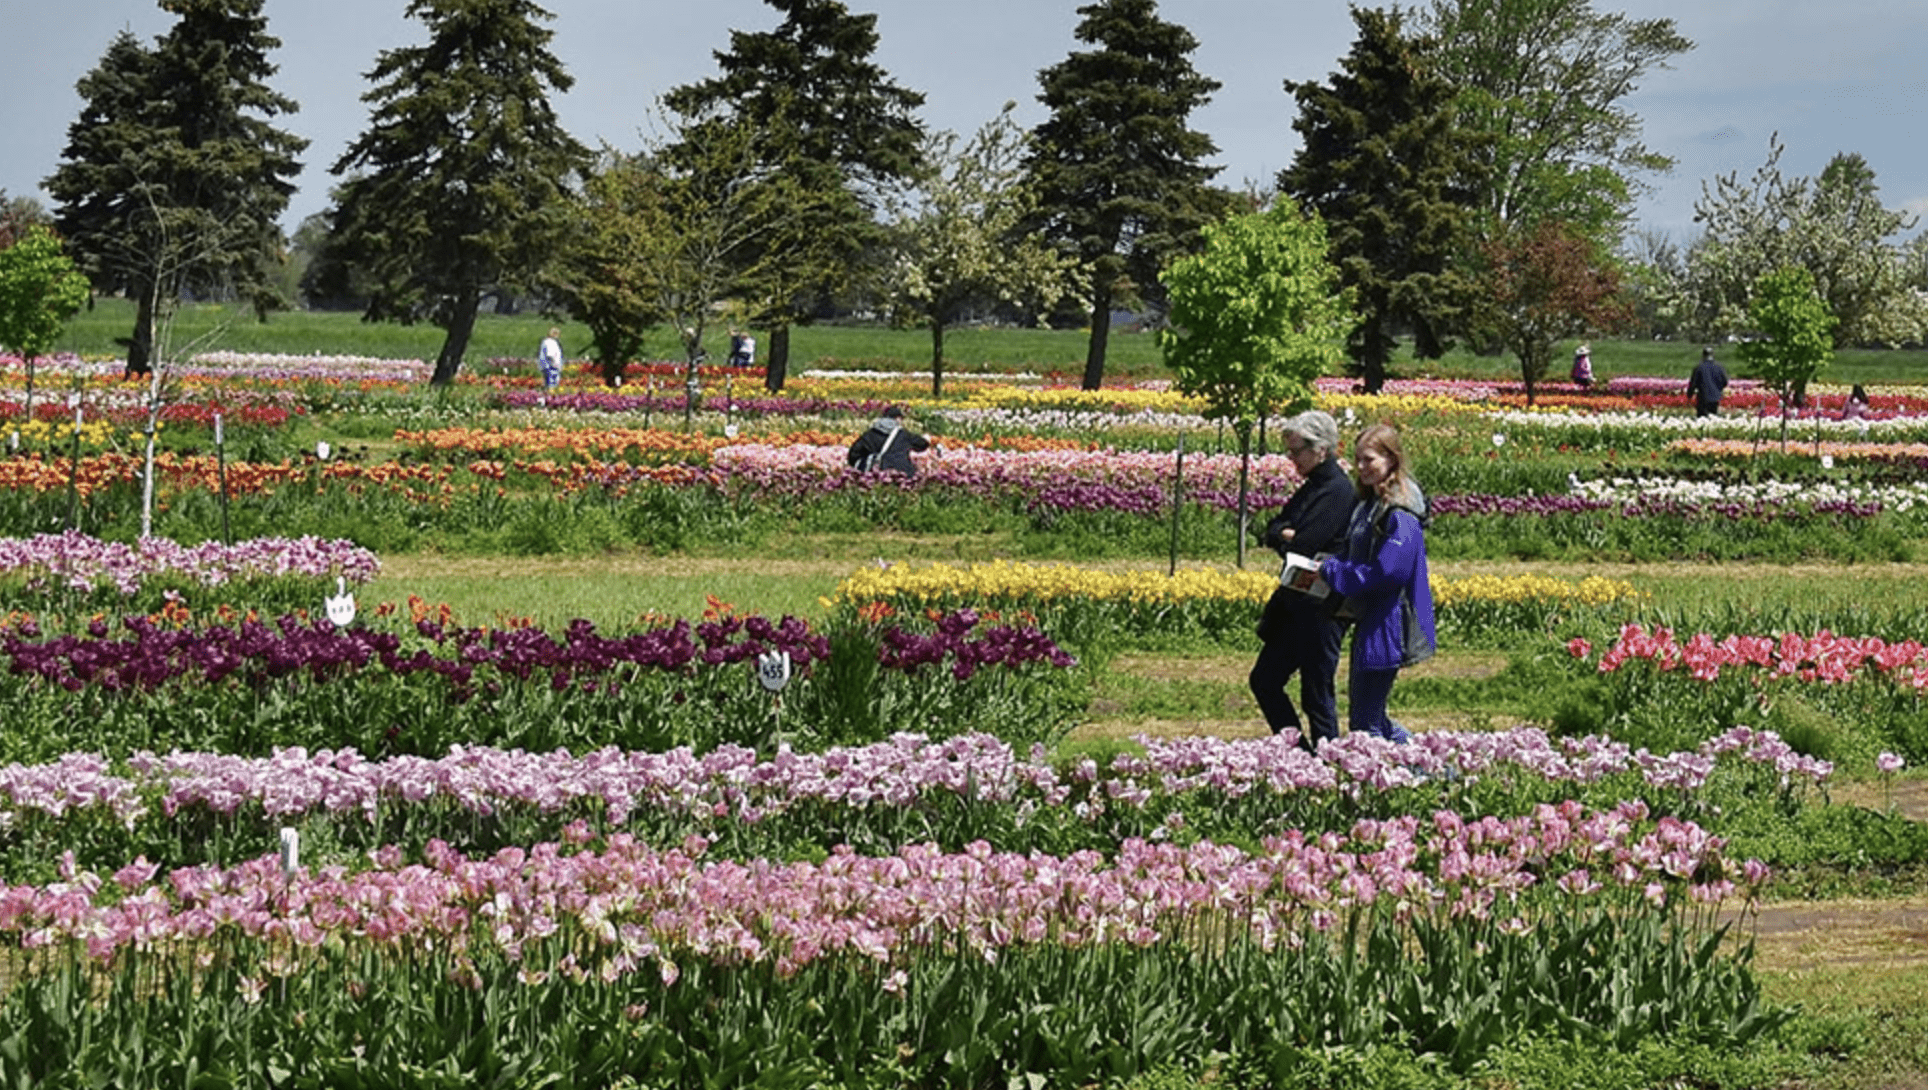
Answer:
[{"left": 1320, "top": 499, "right": 1436, "bottom": 671}]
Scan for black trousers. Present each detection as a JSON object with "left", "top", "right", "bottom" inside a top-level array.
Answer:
[{"left": 1249, "top": 611, "right": 1345, "bottom": 747}]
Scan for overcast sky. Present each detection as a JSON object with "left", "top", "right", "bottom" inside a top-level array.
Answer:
[{"left": 5, "top": 0, "right": 1925, "bottom": 246}]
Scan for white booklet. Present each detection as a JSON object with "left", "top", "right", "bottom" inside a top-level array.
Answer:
[{"left": 1280, "top": 552, "right": 1335, "bottom": 599}]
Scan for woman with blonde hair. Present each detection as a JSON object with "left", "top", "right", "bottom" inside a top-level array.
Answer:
[{"left": 1319, "top": 423, "right": 1436, "bottom": 745}]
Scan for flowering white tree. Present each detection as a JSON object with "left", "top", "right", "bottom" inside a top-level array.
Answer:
[{"left": 880, "top": 105, "right": 1075, "bottom": 397}]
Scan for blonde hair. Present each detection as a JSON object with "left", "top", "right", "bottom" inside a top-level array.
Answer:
[{"left": 1352, "top": 423, "right": 1419, "bottom": 508}]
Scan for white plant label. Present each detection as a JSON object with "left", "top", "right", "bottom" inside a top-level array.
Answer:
[{"left": 756, "top": 650, "right": 793, "bottom": 693}]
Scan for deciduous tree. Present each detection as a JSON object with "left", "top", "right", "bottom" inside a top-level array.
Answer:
[
  {"left": 1025, "top": 0, "right": 1229, "bottom": 391},
  {"left": 1476, "top": 219, "right": 1630, "bottom": 405},
  {"left": 1414, "top": 0, "right": 1690, "bottom": 238},
  {"left": 1280, "top": 6, "right": 1483, "bottom": 394},
  {"left": 0, "top": 225, "right": 91, "bottom": 420},
  {"left": 323, "top": 0, "right": 588, "bottom": 385},
  {"left": 1738, "top": 265, "right": 1836, "bottom": 448},
  {"left": 1680, "top": 138, "right": 1925, "bottom": 350},
  {"left": 879, "top": 106, "right": 1074, "bottom": 397},
  {"left": 664, "top": 0, "right": 925, "bottom": 392},
  {"left": 44, "top": 1, "right": 306, "bottom": 376},
  {"left": 1161, "top": 201, "right": 1353, "bottom": 566}
]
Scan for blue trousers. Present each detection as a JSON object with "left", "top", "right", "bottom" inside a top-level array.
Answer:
[
  {"left": 1249, "top": 613, "right": 1344, "bottom": 748},
  {"left": 1347, "top": 651, "right": 1411, "bottom": 745}
]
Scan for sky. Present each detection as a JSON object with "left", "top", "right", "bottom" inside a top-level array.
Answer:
[{"left": 5, "top": 0, "right": 1926, "bottom": 247}]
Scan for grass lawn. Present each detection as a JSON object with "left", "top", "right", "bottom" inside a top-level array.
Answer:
[{"left": 47, "top": 298, "right": 1928, "bottom": 386}]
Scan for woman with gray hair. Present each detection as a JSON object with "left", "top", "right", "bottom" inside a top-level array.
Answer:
[{"left": 1248, "top": 409, "right": 1353, "bottom": 751}]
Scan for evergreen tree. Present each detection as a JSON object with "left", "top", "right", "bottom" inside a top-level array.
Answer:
[
  {"left": 1280, "top": 7, "right": 1482, "bottom": 394},
  {"left": 324, "top": 0, "right": 589, "bottom": 385},
  {"left": 1025, "top": 0, "right": 1228, "bottom": 391},
  {"left": 44, "top": 1, "right": 306, "bottom": 376},
  {"left": 664, "top": 0, "right": 926, "bottom": 391}
]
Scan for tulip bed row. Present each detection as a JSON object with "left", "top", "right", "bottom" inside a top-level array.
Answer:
[
  {"left": 10, "top": 439, "right": 1911, "bottom": 566},
  {"left": 0, "top": 802, "right": 1787, "bottom": 1087},
  {"left": 826, "top": 559, "right": 1648, "bottom": 651},
  {"left": 0, "top": 725, "right": 1830, "bottom": 881},
  {"left": 0, "top": 606, "right": 1083, "bottom": 766},
  {"left": 1554, "top": 623, "right": 1928, "bottom": 762}
]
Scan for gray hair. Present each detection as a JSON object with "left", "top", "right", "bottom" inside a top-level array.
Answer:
[{"left": 1283, "top": 410, "right": 1339, "bottom": 457}]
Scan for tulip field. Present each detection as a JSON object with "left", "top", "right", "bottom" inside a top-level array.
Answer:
[{"left": 3, "top": 347, "right": 1928, "bottom": 1088}]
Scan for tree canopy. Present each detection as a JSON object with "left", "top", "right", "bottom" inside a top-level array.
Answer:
[
  {"left": 1279, "top": 6, "right": 1483, "bottom": 394},
  {"left": 0, "top": 224, "right": 91, "bottom": 418},
  {"left": 663, "top": 0, "right": 926, "bottom": 390},
  {"left": 1678, "top": 139, "right": 1926, "bottom": 349},
  {"left": 323, "top": 0, "right": 589, "bottom": 385},
  {"left": 1161, "top": 201, "right": 1353, "bottom": 566},
  {"left": 44, "top": 0, "right": 307, "bottom": 376},
  {"left": 1737, "top": 265, "right": 1836, "bottom": 446},
  {"left": 1025, "top": 0, "right": 1229, "bottom": 391},
  {"left": 1414, "top": 0, "right": 1690, "bottom": 240},
  {"left": 879, "top": 105, "right": 1074, "bottom": 397},
  {"left": 1476, "top": 219, "right": 1631, "bottom": 405}
]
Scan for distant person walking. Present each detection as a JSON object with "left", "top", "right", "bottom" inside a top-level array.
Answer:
[
  {"left": 1842, "top": 384, "right": 1870, "bottom": 421},
  {"left": 538, "top": 327, "right": 564, "bottom": 389},
  {"left": 1570, "top": 343, "right": 1593, "bottom": 389},
  {"left": 728, "top": 329, "right": 756, "bottom": 368},
  {"left": 1687, "top": 346, "right": 1728, "bottom": 417}
]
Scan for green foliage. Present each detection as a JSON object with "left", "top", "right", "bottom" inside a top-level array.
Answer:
[
  {"left": 322, "top": 0, "right": 590, "bottom": 384},
  {"left": 0, "top": 225, "right": 90, "bottom": 365},
  {"left": 1416, "top": 0, "right": 1692, "bottom": 237},
  {"left": 1161, "top": 201, "right": 1353, "bottom": 430},
  {"left": 1280, "top": 6, "right": 1484, "bottom": 391},
  {"left": 662, "top": 0, "right": 926, "bottom": 388},
  {"left": 1679, "top": 139, "right": 1927, "bottom": 347},
  {"left": 880, "top": 105, "right": 1074, "bottom": 395},
  {"left": 1024, "top": 0, "right": 1231, "bottom": 390},
  {"left": 44, "top": 4, "right": 307, "bottom": 374},
  {"left": 1738, "top": 265, "right": 1838, "bottom": 444},
  {"left": 1476, "top": 219, "right": 1633, "bottom": 403}
]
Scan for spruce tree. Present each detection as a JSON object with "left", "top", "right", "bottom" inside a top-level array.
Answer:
[
  {"left": 1025, "top": 0, "right": 1227, "bottom": 391},
  {"left": 1279, "top": 6, "right": 1482, "bottom": 393},
  {"left": 325, "top": 0, "right": 589, "bottom": 385},
  {"left": 45, "top": 1, "right": 306, "bottom": 376},
  {"left": 664, "top": 0, "right": 925, "bottom": 391}
]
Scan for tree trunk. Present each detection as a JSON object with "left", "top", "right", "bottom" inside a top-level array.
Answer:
[
  {"left": 1357, "top": 318, "right": 1392, "bottom": 395},
  {"left": 1236, "top": 424, "right": 1252, "bottom": 570},
  {"left": 930, "top": 320, "right": 946, "bottom": 399},
  {"left": 125, "top": 282, "right": 157, "bottom": 377},
  {"left": 1082, "top": 281, "right": 1112, "bottom": 391},
  {"left": 431, "top": 291, "right": 480, "bottom": 386},
  {"left": 764, "top": 325, "right": 790, "bottom": 393},
  {"left": 1521, "top": 353, "right": 1537, "bottom": 408}
]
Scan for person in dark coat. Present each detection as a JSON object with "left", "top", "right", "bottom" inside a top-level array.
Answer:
[
  {"left": 1248, "top": 411, "right": 1354, "bottom": 751},
  {"left": 1687, "top": 347, "right": 1729, "bottom": 417},
  {"left": 846, "top": 406, "right": 931, "bottom": 475}
]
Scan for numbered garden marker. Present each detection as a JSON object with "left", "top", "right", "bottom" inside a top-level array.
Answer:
[
  {"left": 279, "top": 827, "right": 299, "bottom": 875},
  {"left": 756, "top": 650, "right": 793, "bottom": 692},
  {"left": 724, "top": 422, "right": 739, "bottom": 439},
  {"left": 325, "top": 576, "right": 356, "bottom": 627},
  {"left": 316, "top": 440, "right": 332, "bottom": 461}
]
